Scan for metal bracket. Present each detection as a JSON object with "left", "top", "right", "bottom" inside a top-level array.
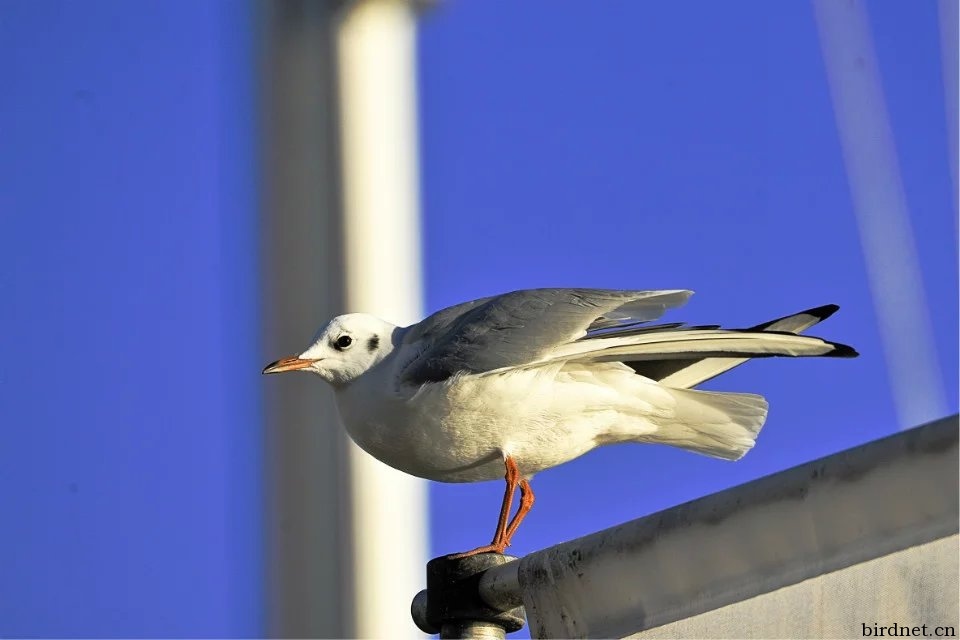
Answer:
[{"left": 411, "top": 553, "right": 525, "bottom": 639}]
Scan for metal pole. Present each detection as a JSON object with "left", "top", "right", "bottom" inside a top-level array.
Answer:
[
  {"left": 336, "top": 0, "right": 429, "bottom": 634},
  {"left": 260, "top": 1, "right": 353, "bottom": 635},
  {"left": 454, "top": 416, "right": 958, "bottom": 639}
]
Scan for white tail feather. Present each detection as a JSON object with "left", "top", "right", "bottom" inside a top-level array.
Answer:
[{"left": 638, "top": 387, "right": 769, "bottom": 460}]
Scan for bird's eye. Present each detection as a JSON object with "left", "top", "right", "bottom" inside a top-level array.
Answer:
[{"left": 334, "top": 335, "right": 353, "bottom": 350}]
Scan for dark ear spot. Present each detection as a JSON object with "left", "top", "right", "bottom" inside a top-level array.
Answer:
[{"left": 367, "top": 335, "right": 380, "bottom": 353}]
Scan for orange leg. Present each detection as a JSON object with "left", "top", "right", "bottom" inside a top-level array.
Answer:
[
  {"left": 448, "top": 457, "right": 535, "bottom": 559},
  {"left": 502, "top": 477, "right": 535, "bottom": 544}
]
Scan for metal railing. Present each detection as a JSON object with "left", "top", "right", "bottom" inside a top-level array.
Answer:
[{"left": 412, "top": 415, "right": 958, "bottom": 638}]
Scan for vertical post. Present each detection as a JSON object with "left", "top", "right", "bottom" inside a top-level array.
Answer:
[
  {"left": 262, "top": 0, "right": 429, "bottom": 636},
  {"left": 813, "top": 0, "right": 947, "bottom": 429},
  {"left": 260, "top": 1, "right": 353, "bottom": 636},
  {"left": 336, "top": 0, "right": 429, "bottom": 636}
]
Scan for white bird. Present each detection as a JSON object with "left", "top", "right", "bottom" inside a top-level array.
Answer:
[{"left": 263, "top": 288, "right": 857, "bottom": 557}]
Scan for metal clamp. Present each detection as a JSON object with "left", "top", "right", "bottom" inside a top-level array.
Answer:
[{"left": 411, "top": 553, "right": 525, "bottom": 639}]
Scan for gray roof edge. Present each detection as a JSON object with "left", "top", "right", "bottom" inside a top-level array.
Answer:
[{"left": 516, "top": 415, "right": 959, "bottom": 638}]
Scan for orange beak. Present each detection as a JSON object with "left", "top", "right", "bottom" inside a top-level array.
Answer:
[{"left": 262, "top": 356, "right": 320, "bottom": 375}]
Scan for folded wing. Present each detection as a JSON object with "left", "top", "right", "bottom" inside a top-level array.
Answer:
[{"left": 399, "top": 288, "right": 692, "bottom": 385}]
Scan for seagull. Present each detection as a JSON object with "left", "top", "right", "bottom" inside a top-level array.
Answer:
[{"left": 263, "top": 288, "right": 856, "bottom": 557}]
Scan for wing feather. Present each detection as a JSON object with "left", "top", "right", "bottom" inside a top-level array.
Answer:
[
  {"left": 547, "top": 329, "right": 856, "bottom": 364},
  {"left": 399, "top": 288, "right": 692, "bottom": 385},
  {"left": 647, "top": 304, "right": 842, "bottom": 388}
]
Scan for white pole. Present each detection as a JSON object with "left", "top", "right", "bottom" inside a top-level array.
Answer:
[
  {"left": 813, "top": 0, "right": 947, "bottom": 429},
  {"left": 337, "top": 0, "right": 429, "bottom": 636}
]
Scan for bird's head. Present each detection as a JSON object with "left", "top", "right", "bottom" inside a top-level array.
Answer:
[{"left": 262, "top": 313, "right": 398, "bottom": 387}]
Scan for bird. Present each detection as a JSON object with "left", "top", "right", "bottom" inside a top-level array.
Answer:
[{"left": 262, "top": 288, "right": 857, "bottom": 558}]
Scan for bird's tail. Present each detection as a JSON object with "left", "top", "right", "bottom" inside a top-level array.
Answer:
[
  {"left": 637, "top": 386, "right": 769, "bottom": 460},
  {"left": 571, "top": 304, "right": 855, "bottom": 459}
]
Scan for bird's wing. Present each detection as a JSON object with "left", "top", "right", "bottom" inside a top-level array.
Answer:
[
  {"left": 398, "top": 288, "right": 692, "bottom": 385},
  {"left": 402, "top": 295, "right": 498, "bottom": 344},
  {"left": 632, "top": 304, "right": 841, "bottom": 388},
  {"left": 534, "top": 310, "right": 856, "bottom": 371}
]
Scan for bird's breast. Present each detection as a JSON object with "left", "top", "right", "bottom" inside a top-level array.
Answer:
[
  {"left": 333, "top": 372, "right": 535, "bottom": 482},
  {"left": 333, "top": 365, "right": 619, "bottom": 483},
  {"left": 333, "top": 377, "right": 464, "bottom": 479}
]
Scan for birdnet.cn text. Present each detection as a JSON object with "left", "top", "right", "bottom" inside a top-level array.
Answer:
[{"left": 862, "top": 623, "right": 957, "bottom": 638}]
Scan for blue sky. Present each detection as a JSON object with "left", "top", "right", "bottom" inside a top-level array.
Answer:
[
  {"left": 0, "top": 1, "right": 954, "bottom": 636},
  {"left": 1, "top": 3, "right": 260, "bottom": 635}
]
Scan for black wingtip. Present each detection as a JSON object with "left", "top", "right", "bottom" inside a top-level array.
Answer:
[
  {"left": 830, "top": 341, "right": 859, "bottom": 358},
  {"left": 804, "top": 303, "right": 840, "bottom": 321},
  {"left": 750, "top": 303, "right": 840, "bottom": 331}
]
